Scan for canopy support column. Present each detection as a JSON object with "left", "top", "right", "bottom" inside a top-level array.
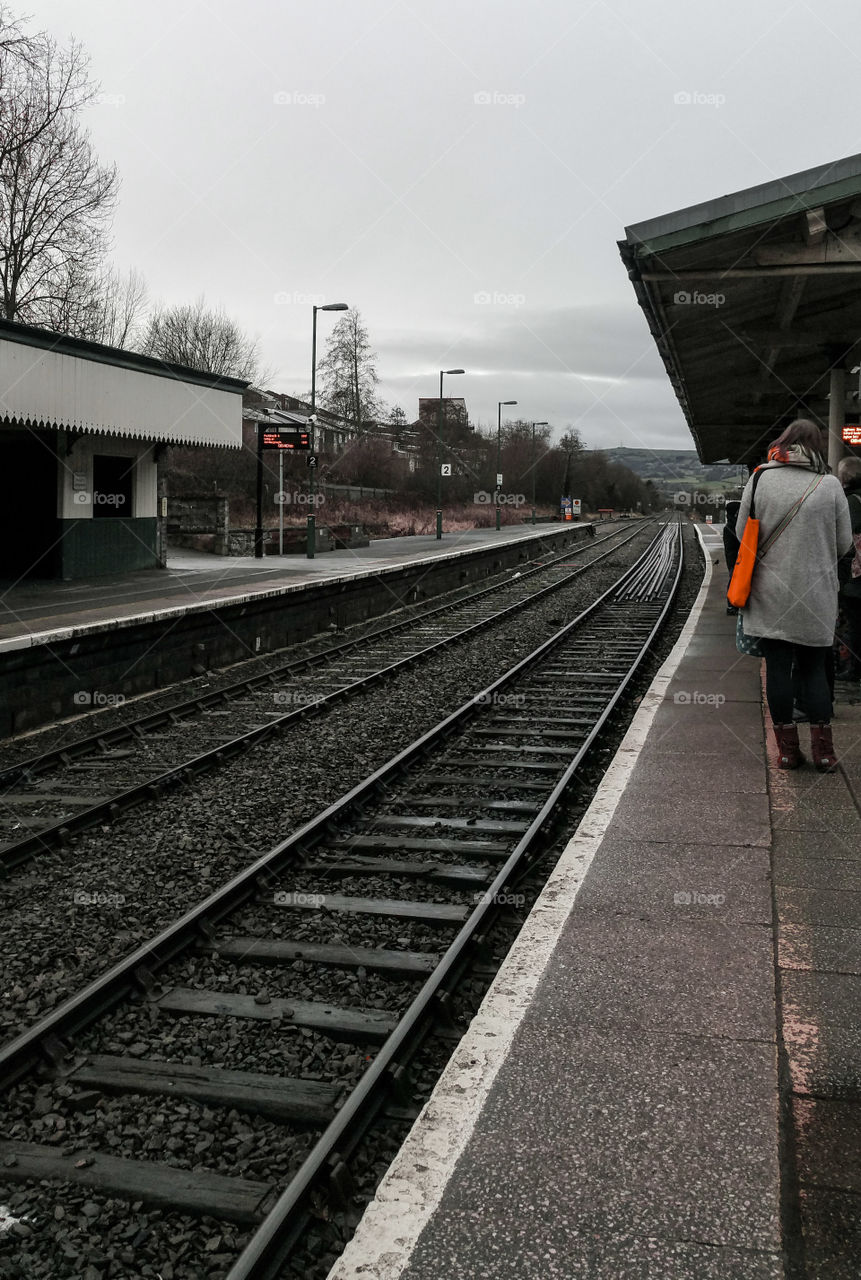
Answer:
[{"left": 828, "top": 366, "right": 846, "bottom": 472}]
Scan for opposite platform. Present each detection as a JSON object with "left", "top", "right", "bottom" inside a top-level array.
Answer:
[
  {"left": 0, "top": 522, "right": 593, "bottom": 650},
  {"left": 328, "top": 528, "right": 861, "bottom": 1279},
  {"left": 0, "top": 522, "right": 595, "bottom": 737}
]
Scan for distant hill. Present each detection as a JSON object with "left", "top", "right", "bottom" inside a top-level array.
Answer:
[{"left": 597, "top": 447, "right": 744, "bottom": 493}]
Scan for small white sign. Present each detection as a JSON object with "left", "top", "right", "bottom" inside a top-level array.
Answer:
[
  {"left": 73, "top": 472, "right": 87, "bottom": 491},
  {"left": 572, "top": 498, "right": 581, "bottom": 512},
  {"left": 441, "top": 463, "right": 452, "bottom": 476},
  {"left": 496, "top": 473, "right": 503, "bottom": 486}
]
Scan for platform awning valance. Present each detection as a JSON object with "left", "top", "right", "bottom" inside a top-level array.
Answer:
[{"left": 0, "top": 319, "right": 247, "bottom": 448}]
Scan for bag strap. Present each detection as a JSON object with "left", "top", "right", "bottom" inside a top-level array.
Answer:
[{"left": 758, "top": 472, "right": 826, "bottom": 560}]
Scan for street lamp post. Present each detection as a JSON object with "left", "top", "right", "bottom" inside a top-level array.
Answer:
[
  {"left": 308, "top": 302, "right": 349, "bottom": 559},
  {"left": 436, "top": 368, "right": 465, "bottom": 539},
  {"left": 530, "top": 421, "right": 548, "bottom": 526},
  {"left": 496, "top": 400, "right": 517, "bottom": 531}
]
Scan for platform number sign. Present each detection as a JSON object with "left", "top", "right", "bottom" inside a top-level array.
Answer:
[
  {"left": 307, "top": 454, "right": 318, "bottom": 468},
  {"left": 440, "top": 463, "right": 452, "bottom": 476}
]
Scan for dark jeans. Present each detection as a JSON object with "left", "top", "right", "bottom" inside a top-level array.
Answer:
[
  {"left": 842, "top": 593, "right": 861, "bottom": 671},
  {"left": 761, "top": 638, "right": 832, "bottom": 725}
]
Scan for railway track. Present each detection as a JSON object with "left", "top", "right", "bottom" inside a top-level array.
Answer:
[
  {"left": 0, "top": 523, "right": 683, "bottom": 1280},
  {"left": 0, "top": 520, "right": 649, "bottom": 874}
]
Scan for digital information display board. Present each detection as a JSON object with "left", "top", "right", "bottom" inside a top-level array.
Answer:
[
  {"left": 842, "top": 424, "right": 861, "bottom": 446},
  {"left": 261, "top": 427, "right": 311, "bottom": 450}
]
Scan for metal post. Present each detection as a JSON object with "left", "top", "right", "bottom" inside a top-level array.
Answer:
[
  {"left": 436, "top": 370, "right": 444, "bottom": 540},
  {"left": 531, "top": 421, "right": 536, "bottom": 525},
  {"left": 279, "top": 450, "right": 284, "bottom": 554},
  {"left": 496, "top": 402, "right": 502, "bottom": 532},
  {"left": 254, "top": 421, "right": 264, "bottom": 559},
  {"left": 308, "top": 306, "right": 318, "bottom": 560},
  {"left": 829, "top": 365, "right": 846, "bottom": 473}
]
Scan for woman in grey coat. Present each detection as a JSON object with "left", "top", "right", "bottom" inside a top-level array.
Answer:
[{"left": 736, "top": 420, "right": 852, "bottom": 770}]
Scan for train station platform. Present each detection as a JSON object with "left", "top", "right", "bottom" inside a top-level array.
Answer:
[
  {"left": 0, "top": 521, "right": 597, "bottom": 738},
  {"left": 0, "top": 522, "right": 590, "bottom": 651},
  {"left": 330, "top": 528, "right": 861, "bottom": 1280}
]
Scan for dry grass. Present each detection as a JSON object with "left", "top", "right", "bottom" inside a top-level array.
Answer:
[{"left": 235, "top": 496, "right": 558, "bottom": 537}]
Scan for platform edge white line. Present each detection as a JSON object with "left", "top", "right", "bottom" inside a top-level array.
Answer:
[{"left": 326, "top": 526, "right": 713, "bottom": 1280}]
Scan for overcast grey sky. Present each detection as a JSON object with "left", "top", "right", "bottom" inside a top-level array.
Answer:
[{"left": 23, "top": 0, "right": 861, "bottom": 451}]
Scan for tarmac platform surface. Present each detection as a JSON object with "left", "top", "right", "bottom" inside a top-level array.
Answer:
[
  {"left": 0, "top": 523, "right": 587, "bottom": 650},
  {"left": 329, "top": 526, "right": 861, "bottom": 1280}
]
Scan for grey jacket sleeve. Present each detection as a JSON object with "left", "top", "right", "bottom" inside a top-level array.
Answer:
[{"left": 836, "top": 487, "right": 854, "bottom": 556}]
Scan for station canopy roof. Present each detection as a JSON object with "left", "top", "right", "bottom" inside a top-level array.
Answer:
[
  {"left": 619, "top": 152, "right": 861, "bottom": 464},
  {"left": 0, "top": 318, "right": 248, "bottom": 448}
]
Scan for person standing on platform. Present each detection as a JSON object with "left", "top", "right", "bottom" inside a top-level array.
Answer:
[
  {"left": 723, "top": 499, "right": 742, "bottom": 615},
  {"left": 836, "top": 455, "right": 861, "bottom": 683},
  {"left": 737, "top": 420, "right": 852, "bottom": 771}
]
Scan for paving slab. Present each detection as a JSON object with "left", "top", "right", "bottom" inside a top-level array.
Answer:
[
  {"left": 572, "top": 838, "right": 771, "bottom": 923},
  {"left": 781, "top": 970, "right": 861, "bottom": 1098},
  {"left": 531, "top": 912, "right": 775, "bottom": 1041},
  {"left": 798, "top": 1188, "right": 861, "bottom": 1280},
  {"left": 776, "top": 886, "right": 861, "bottom": 928},
  {"left": 610, "top": 785, "right": 771, "bottom": 846},
  {"left": 778, "top": 922, "right": 861, "bottom": 975},
  {"left": 400, "top": 1028, "right": 781, "bottom": 1269},
  {"left": 794, "top": 1097, "right": 861, "bottom": 1192}
]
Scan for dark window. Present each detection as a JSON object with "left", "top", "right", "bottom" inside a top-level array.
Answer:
[{"left": 92, "top": 455, "right": 133, "bottom": 519}]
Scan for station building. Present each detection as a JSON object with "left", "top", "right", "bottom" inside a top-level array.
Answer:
[{"left": 0, "top": 318, "right": 246, "bottom": 581}]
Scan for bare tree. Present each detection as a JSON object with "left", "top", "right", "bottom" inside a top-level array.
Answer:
[
  {"left": 41, "top": 264, "right": 148, "bottom": 347},
  {"left": 0, "top": 10, "right": 119, "bottom": 322},
  {"left": 143, "top": 296, "right": 260, "bottom": 380},
  {"left": 317, "top": 307, "right": 380, "bottom": 432}
]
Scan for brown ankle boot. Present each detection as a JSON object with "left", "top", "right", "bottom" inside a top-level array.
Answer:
[
  {"left": 810, "top": 723, "right": 838, "bottom": 772},
  {"left": 774, "top": 723, "right": 803, "bottom": 769}
]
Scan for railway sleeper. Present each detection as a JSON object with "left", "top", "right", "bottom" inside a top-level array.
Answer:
[
  {"left": 156, "top": 987, "right": 398, "bottom": 1042},
  {"left": 46, "top": 1054, "right": 343, "bottom": 1126},
  {"left": 0, "top": 1139, "right": 278, "bottom": 1224},
  {"left": 201, "top": 937, "right": 439, "bottom": 977}
]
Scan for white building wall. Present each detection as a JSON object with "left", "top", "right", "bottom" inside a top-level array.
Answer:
[
  {"left": 57, "top": 434, "right": 157, "bottom": 520},
  {"left": 1, "top": 340, "right": 242, "bottom": 448}
]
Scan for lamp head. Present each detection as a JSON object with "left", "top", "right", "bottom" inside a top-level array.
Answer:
[
  {"left": 443, "top": 368, "right": 465, "bottom": 375},
  {"left": 319, "top": 302, "right": 349, "bottom": 312}
]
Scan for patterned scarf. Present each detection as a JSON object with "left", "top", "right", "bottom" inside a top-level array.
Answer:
[{"left": 766, "top": 442, "right": 828, "bottom": 472}]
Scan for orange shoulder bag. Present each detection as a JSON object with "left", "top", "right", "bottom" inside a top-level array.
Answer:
[{"left": 726, "top": 470, "right": 764, "bottom": 608}]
